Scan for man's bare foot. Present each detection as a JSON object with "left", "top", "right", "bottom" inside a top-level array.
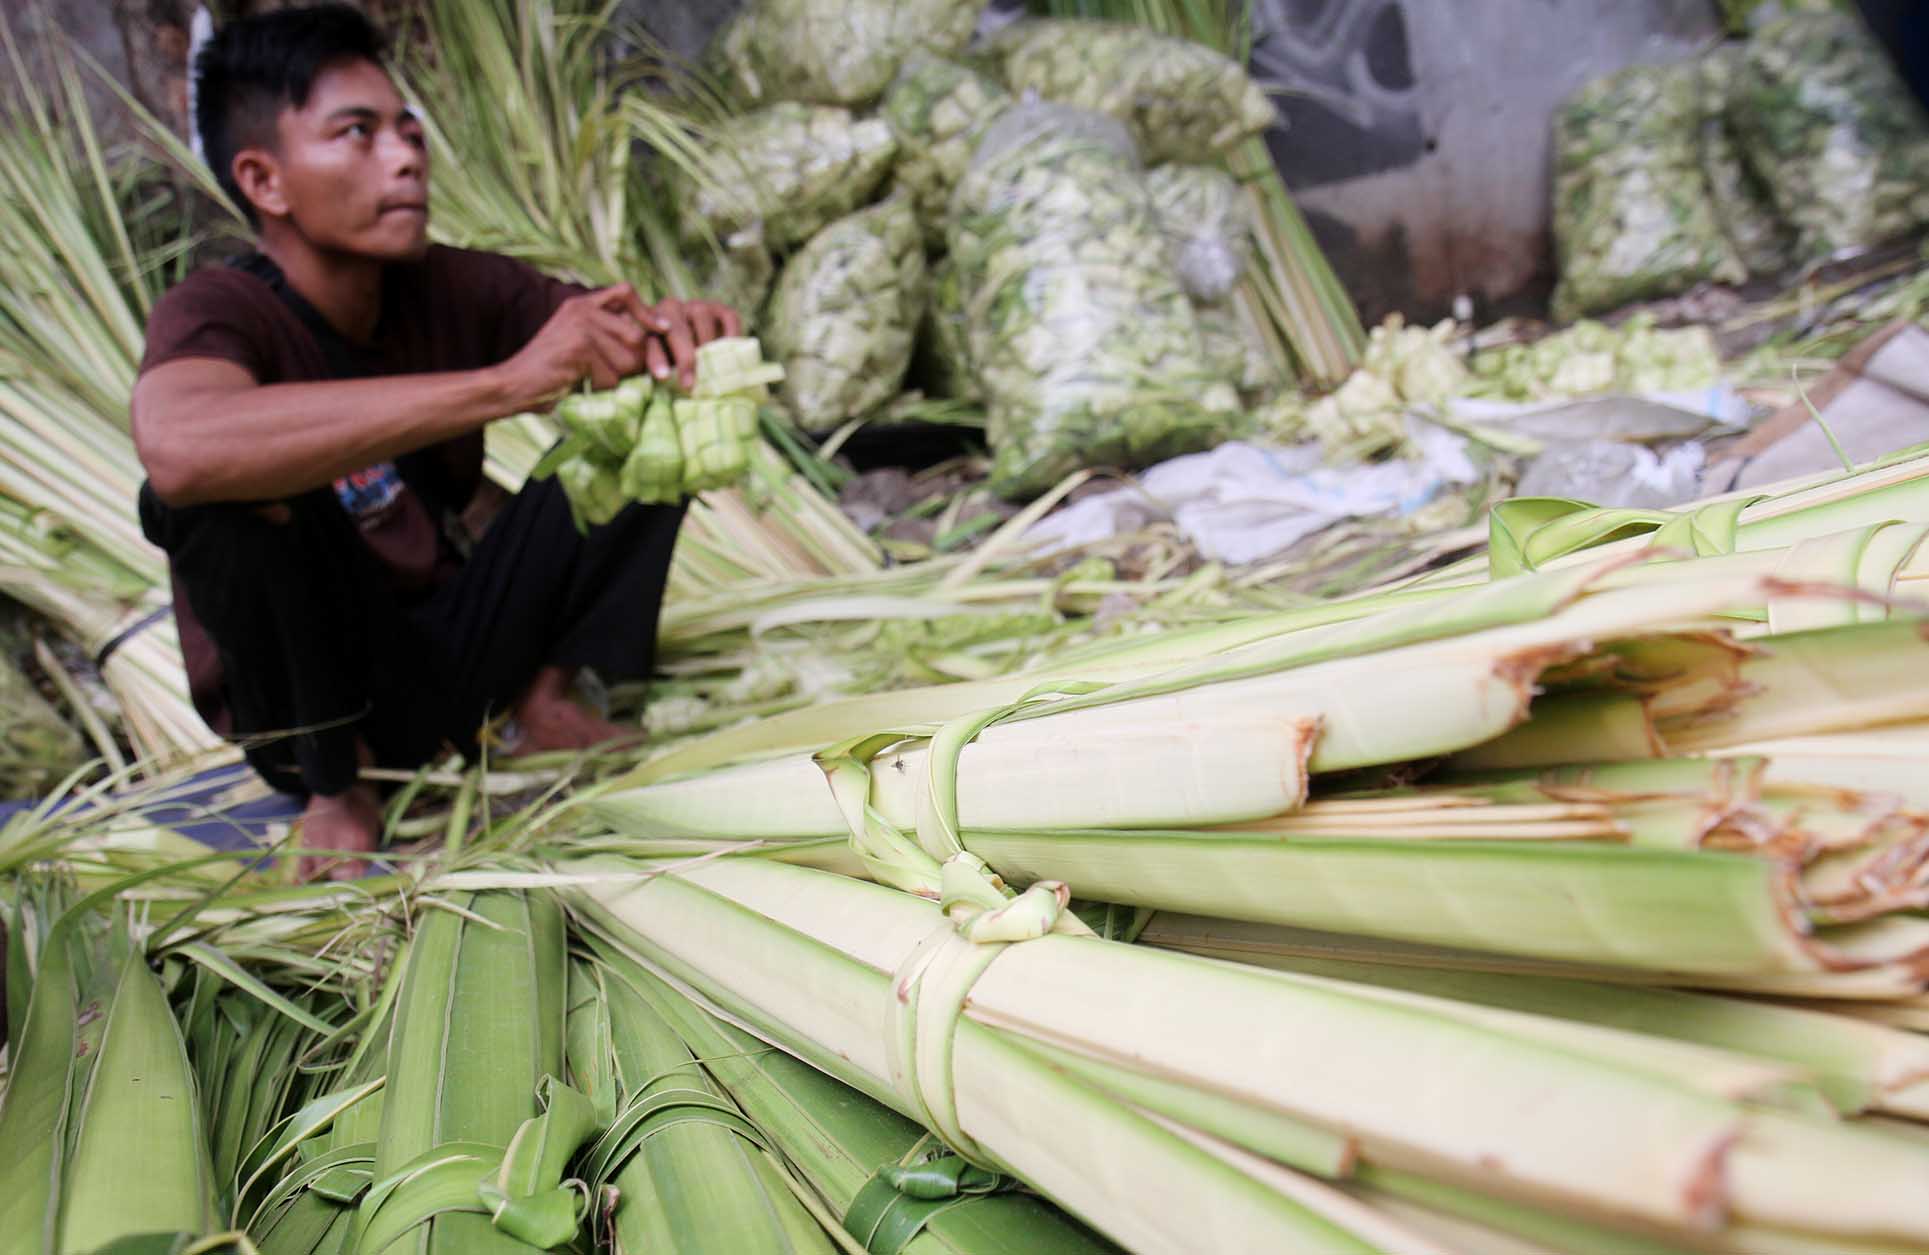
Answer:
[
  {"left": 509, "top": 664, "right": 643, "bottom": 753},
  {"left": 296, "top": 785, "right": 382, "bottom": 882}
]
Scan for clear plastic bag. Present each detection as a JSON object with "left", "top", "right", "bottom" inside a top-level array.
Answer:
[
  {"left": 706, "top": 0, "right": 986, "bottom": 108},
  {"left": 674, "top": 103, "right": 897, "bottom": 253},
  {"left": 1729, "top": 11, "right": 1929, "bottom": 261},
  {"left": 917, "top": 252, "right": 980, "bottom": 402},
  {"left": 1145, "top": 164, "right": 1253, "bottom": 304},
  {"left": 1516, "top": 440, "right": 1706, "bottom": 509},
  {"left": 764, "top": 198, "right": 927, "bottom": 431},
  {"left": 1551, "top": 62, "right": 1744, "bottom": 321},
  {"left": 689, "top": 227, "right": 776, "bottom": 329},
  {"left": 979, "top": 20, "right": 1275, "bottom": 164},
  {"left": 882, "top": 55, "right": 1012, "bottom": 248},
  {"left": 948, "top": 103, "right": 1237, "bottom": 498},
  {"left": 1697, "top": 44, "right": 1796, "bottom": 276},
  {"left": 1195, "top": 304, "right": 1279, "bottom": 398}
]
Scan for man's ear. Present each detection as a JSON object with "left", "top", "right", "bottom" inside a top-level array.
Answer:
[{"left": 232, "top": 147, "right": 289, "bottom": 221}]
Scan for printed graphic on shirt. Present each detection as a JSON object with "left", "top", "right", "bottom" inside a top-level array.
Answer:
[{"left": 334, "top": 462, "right": 405, "bottom": 522}]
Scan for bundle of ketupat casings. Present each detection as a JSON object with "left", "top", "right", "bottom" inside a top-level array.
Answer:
[
  {"left": 678, "top": 7, "right": 1284, "bottom": 497},
  {"left": 946, "top": 104, "right": 1239, "bottom": 499},
  {"left": 974, "top": 17, "right": 1277, "bottom": 165},
  {"left": 1727, "top": 8, "right": 1929, "bottom": 262},
  {"left": 1551, "top": 60, "right": 1747, "bottom": 322},
  {"left": 672, "top": 102, "right": 899, "bottom": 256},
  {"left": 708, "top": 0, "right": 985, "bottom": 108},
  {"left": 1143, "top": 163, "right": 1254, "bottom": 306},
  {"left": 1553, "top": 8, "right": 1929, "bottom": 319},
  {"left": 1145, "top": 163, "right": 1276, "bottom": 399},
  {"left": 764, "top": 196, "right": 927, "bottom": 432},
  {"left": 881, "top": 54, "right": 1013, "bottom": 251},
  {"left": 918, "top": 250, "right": 979, "bottom": 404},
  {"left": 1697, "top": 42, "right": 1798, "bottom": 277}
]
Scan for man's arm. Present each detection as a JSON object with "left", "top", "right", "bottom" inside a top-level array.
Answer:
[{"left": 135, "top": 283, "right": 660, "bottom": 507}]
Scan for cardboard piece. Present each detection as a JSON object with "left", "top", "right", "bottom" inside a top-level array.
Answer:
[{"left": 1709, "top": 320, "right": 1929, "bottom": 491}]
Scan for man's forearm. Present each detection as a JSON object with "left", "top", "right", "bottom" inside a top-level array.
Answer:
[{"left": 134, "top": 360, "right": 538, "bottom": 506}]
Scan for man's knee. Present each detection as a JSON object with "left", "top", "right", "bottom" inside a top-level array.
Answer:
[
  {"left": 162, "top": 493, "right": 341, "bottom": 573},
  {"left": 163, "top": 495, "right": 374, "bottom": 642}
]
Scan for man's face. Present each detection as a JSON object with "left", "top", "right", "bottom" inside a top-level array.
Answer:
[{"left": 249, "top": 57, "right": 431, "bottom": 260}]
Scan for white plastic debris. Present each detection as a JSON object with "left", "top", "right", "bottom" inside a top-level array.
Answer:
[{"left": 1024, "top": 418, "right": 1479, "bottom": 566}]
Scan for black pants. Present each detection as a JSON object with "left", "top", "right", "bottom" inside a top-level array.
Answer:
[{"left": 143, "top": 477, "right": 682, "bottom": 797}]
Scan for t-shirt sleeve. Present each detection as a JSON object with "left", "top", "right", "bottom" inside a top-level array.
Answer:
[
  {"left": 138, "top": 272, "right": 275, "bottom": 381},
  {"left": 460, "top": 250, "right": 591, "bottom": 364}
]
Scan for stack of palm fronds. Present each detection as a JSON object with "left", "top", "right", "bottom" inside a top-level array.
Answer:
[
  {"left": 0, "top": 18, "right": 230, "bottom": 771},
  {"left": 566, "top": 444, "right": 1929, "bottom": 1253},
  {"left": 9, "top": 449, "right": 1929, "bottom": 1253}
]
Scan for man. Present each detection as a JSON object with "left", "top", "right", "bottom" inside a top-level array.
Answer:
[{"left": 131, "top": 5, "right": 738, "bottom": 878}]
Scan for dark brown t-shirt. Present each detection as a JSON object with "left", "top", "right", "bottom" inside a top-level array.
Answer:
[{"left": 139, "top": 244, "right": 583, "bottom": 733}]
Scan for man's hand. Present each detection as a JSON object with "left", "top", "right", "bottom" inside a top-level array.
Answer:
[
  {"left": 496, "top": 289, "right": 744, "bottom": 406},
  {"left": 645, "top": 298, "right": 744, "bottom": 390},
  {"left": 497, "top": 283, "right": 659, "bottom": 409}
]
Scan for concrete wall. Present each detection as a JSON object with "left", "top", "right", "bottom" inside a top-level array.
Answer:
[
  {"left": 1, "top": 0, "right": 418, "bottom": 141},
  {"left": 612, "top": 0, "right": 735, "bottom": 62},
  {"left": 1, "top": 0, "right": 153, "bottom": 142}
]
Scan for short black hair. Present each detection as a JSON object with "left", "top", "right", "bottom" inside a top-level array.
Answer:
[{"left": 194, "top": 4, "right": 388, "bottom": 223}]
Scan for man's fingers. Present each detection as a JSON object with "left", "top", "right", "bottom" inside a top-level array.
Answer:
[
  {"left": 644, "top": 335, "right": 671, "bottom": 382},
  {"left": 680, "top": 302, "right": 713, "bottom": 344},
  {"left": 694, "top": 301, "right": 740, "bottom": 341},
  {"left": 584, "top": 336, "right": 624, "bottom": 390},
  {"left": 587, "top": 316, "right": 649, "bottom": 379},
  {"left": 594, "top": 283, "right": 666, "bottom": 332},
  {"left": 563, "top": 289, "right": 741, "bottom": 389},
  {"left": 659, "top": 303, "right": 698, "bottom": 388},
  {"left": 591, "top": 306, "right": 647, "bottom": 352},
  {"left": 696, "top": 303, "right": 728, "bottom": 344}
]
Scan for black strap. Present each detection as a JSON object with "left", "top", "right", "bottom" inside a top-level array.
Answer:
[{"left": 95, "top": 604, "right": 174, "bottom": 669}]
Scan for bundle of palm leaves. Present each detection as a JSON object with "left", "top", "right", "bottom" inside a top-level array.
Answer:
[{"left": 0, "top": 18, "right": 232, "bottom": 771}]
